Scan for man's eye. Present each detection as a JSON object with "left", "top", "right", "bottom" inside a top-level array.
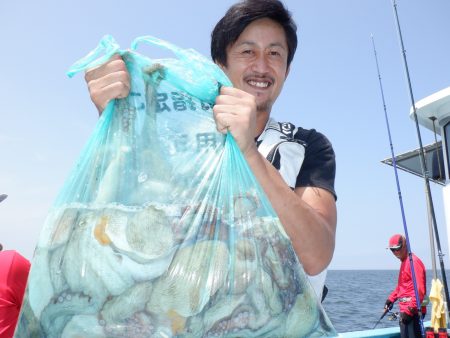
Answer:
[
  {"left": 269, "top": 51, "right": 281, "bottom": 56},
  {"left": 242, "top": 50, "right": 253, "bottom": 54}
]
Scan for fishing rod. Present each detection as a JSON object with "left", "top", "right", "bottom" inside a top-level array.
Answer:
[
  {"left": 391, "top": 0, "right": 450, "bottom": 310},
  {"left": 371, "top": 35, "right": 425, "bottom": 338},
  {"left": 373, "top": 308, "right": 399, "bottom": 329},
  {"left": 372, "top": 308, "right": 389, "bottom": 329}
]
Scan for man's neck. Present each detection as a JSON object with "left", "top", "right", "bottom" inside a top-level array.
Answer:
[
  {"left": 400, "top": 254, "right": 409, "bottom": 262},
  {"left": 255, "top": 111, "right": 270, "bottom": 137}
]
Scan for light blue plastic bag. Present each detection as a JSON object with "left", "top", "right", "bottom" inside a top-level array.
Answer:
[{"left": 15, "top": 35, "right": 337, "bottom": 338}]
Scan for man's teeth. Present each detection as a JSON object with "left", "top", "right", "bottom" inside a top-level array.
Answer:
[{"left": 248, "top": 80, "right": 269, "bottom": 88}]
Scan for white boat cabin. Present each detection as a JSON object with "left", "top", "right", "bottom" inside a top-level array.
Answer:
[{"left": 382, "top": 86, "right": 450, "bottom": 251}]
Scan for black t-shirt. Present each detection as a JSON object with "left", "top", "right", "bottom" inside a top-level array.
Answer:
[{"left": 256, "top": 118, "right": 337, "bottom": 200}]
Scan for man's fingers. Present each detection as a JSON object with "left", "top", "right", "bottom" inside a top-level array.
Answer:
[
  {"left": 87, "top": 67, "right": 130, "bottom": 114},
  {"left": 90, "top": 82, "right": 130, "bottom": 112},
  {"left": 213, "top": 107, "right": 233, "bottom": 134},
  {"left": 216, "top": 87, "right": 256, "bottom": 112},
  {"left": 219, "top": 86, "right": 248, "bottom": 98},
  {"left": 214, "top": 113, "right": 228, "bottom": 133},
  {"left": 87, "top": 71, "right": 130, "bottom": 92},
  {"left": 85, "top": 55, "right": 127, "bottom": 83},
  {"left": 215, "top": 94, "right": 242, "bottom": 107},
  {"left": 213, "top": 103, "right": 234, "bottom": 115}
]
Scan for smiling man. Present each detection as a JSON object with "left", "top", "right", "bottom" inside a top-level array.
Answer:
[{"left": 85, "top": 0, "right": 337, "bottom": 300}]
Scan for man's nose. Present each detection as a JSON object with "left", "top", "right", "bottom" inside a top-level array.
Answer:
[{"left": 251, "top": 54, "right": 270, "bottom": 73}]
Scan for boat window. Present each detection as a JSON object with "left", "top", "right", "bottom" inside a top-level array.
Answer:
[{"left": 381, "top": 141, "right": 446, "bottom": 185}]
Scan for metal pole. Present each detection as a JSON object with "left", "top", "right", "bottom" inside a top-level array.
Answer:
[{"left": 426, "top": 187, "right": 438, "bottom": 279}]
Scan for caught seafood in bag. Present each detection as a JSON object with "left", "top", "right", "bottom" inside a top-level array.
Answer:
[{"left": 14, "top": 35, "right": 337, "bottom": 338}]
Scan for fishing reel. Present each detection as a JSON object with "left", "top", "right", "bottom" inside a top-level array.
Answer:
[
  {"left": 386, "top": 311, "right": 399, "bottom": 321},
  {"left": 373, "top": 309, "right": 400, "bottom": 329}
]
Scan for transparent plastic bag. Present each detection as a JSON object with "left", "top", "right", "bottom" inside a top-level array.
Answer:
[{"left": 15, "top": 35, "right": 337, "bottom": 338}]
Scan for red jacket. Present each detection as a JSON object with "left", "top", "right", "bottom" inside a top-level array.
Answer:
[
  {"left": 388, "top": 253, "right": 426, "bottom": 316},
  {"left": 0, "top": 251, "right": 30, "bottom": 338}
]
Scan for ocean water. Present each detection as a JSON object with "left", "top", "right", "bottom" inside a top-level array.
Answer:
[{"left": 322, "top": 270, "right": 444, "bottom": 333}]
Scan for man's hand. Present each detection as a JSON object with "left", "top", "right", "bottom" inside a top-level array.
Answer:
[
  {"left": 384, "top": 299, "right": 393, "bottom": 311},
  {"left": 84, "top": 54, "right": 130, "bottom": 114},
  {"left": 213, "top": 86, "right": 258, "bottom": 156}
]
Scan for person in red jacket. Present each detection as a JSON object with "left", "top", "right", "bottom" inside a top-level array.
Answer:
[
  {"left": 0, "top": 246, "right": 31, "bottom": 338},
  {"left": 384, "top": 234, "right": 426, "bottom": 338}
]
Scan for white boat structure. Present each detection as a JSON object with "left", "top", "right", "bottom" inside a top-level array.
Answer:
[{"left": 339, "top": 87, "right": 450, "bottom": 337}]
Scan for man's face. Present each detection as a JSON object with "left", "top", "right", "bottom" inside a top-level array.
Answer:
[
  {"left": 221, "top": 18, "right": 290, "bottom": 113},
  {"left": 391, "top": 240, "right": 407, "bottom": 261}
]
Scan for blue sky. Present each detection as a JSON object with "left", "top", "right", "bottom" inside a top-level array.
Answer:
[{"left": 1, "top": 0, "right": 449, "bottom": 271}]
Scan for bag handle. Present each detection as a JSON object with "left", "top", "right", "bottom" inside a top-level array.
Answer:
[
  {"left": 130, "top": 35, "right": 205, "bottom": 65},
  {"left": 131, "top": 35, "right": 232, "bottom": 89},
  {"left": 67, "top": 35, "right": 232, "bottom": 104},
  {"left": 67, "top": 35, "right": 121, "bottom": 78},
  {"left": 130, "top": 36, "right": 183, "bottom": 58}
]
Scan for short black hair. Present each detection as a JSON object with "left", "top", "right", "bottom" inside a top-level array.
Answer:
[{"left": 211, "top": 0, "right": 297, "bottom": 68}]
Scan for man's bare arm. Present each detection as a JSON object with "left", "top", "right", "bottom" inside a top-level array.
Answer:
[
  {"left": 213, "top": 86, "right": 337, "bottom": 275},
  {"left": 244, "top": 148, "right": 336, "bottom": 275}
]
